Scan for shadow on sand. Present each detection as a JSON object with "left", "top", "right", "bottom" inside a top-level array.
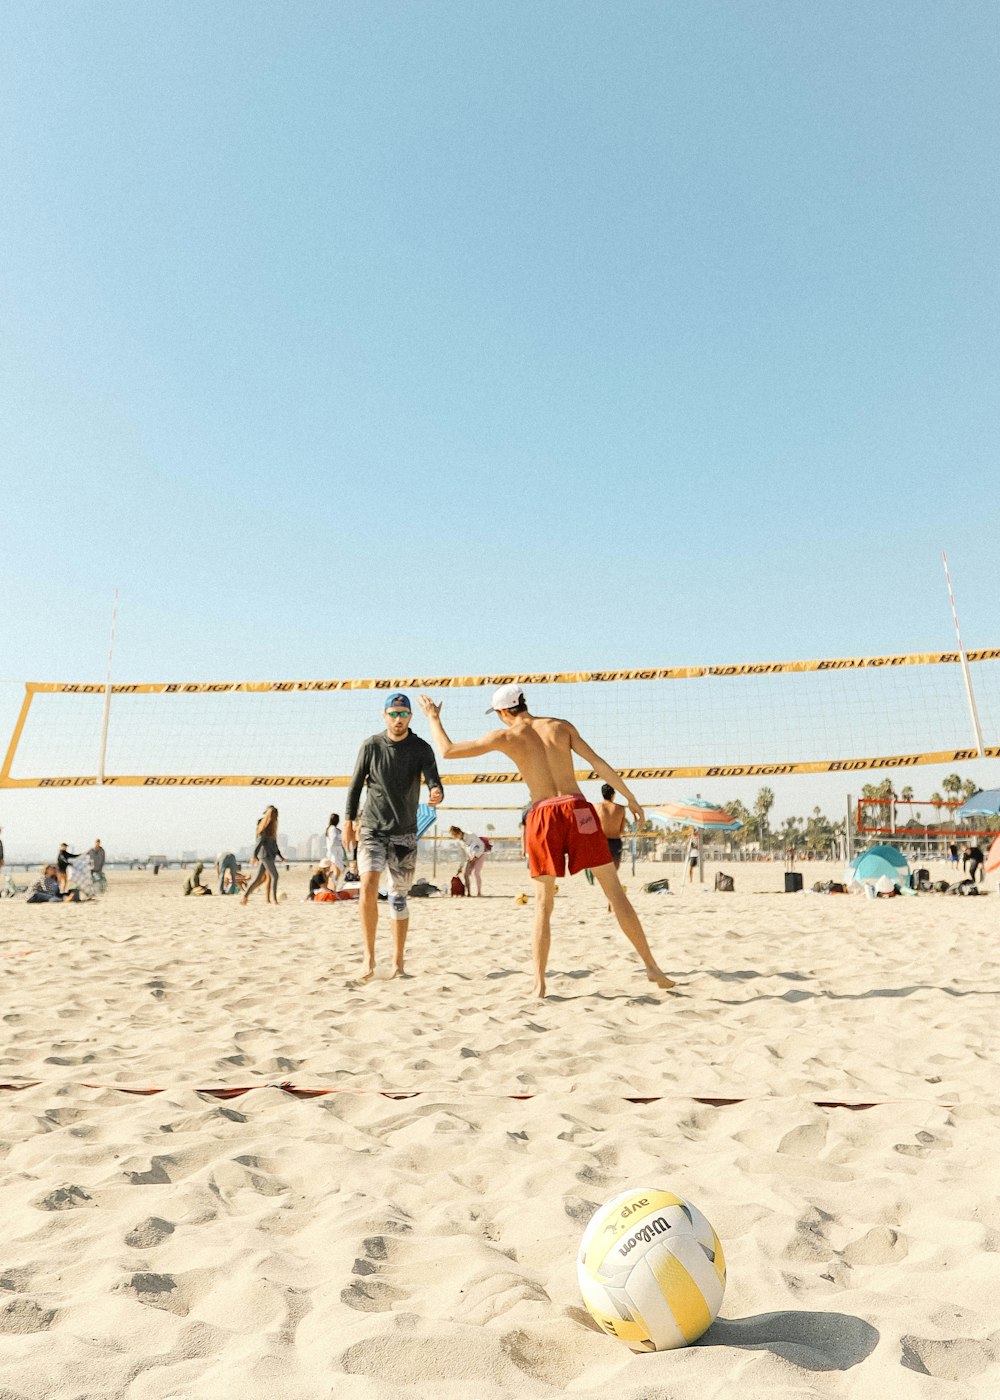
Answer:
[{"left": 698, "top": 1309, "right": 879, "bottom": 1371}]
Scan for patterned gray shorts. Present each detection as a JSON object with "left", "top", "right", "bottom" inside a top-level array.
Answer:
[{"left": 356, "top": 830, "right": 418, "bottom": 892}]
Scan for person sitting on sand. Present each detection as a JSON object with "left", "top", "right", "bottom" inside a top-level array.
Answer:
[
  {"left": 419, "top": 686, "right": 673, "bottom": 999},
  {"left": 27, "top": 864, "right": 81, "bottom": 903},
  {"left": 183, "top": 862, "right": 212, "bottom": 896},
  {"left": 307, "top": 863, "right": 332, "bottom": 900}
]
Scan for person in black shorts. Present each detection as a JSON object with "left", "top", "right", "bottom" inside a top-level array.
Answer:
[
  {"left": 596, "top": 782, "right": 628, "bottom": 869},
  {"left": 343, "top": 693, "right": 443, "bottom": 982}
]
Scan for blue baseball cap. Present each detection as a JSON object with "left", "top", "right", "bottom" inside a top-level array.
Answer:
[{"left": 384, "top": 693, "right": 412, "bottom": 711}]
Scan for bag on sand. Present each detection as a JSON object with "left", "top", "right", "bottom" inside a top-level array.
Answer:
[
  {"left": 947, "top": 879, "right": 980, "bottom": 896},
  {"left": 643, "top": 878, "right": 671, "bottom": 893},
  {"left": 933, "top": 879, "right": 950, "bottom": 893},
  {"left": 714, "top": 872, "right": 735, "bottom": 892},
  {"left": 450, "top": 875, "right": 467, "bottom": 897},
  {"left": 410, "top": 879, "right": 439, "bottom": 898},
  {"left": 911, "top": 867, "right": 931, "bottom": 891}
]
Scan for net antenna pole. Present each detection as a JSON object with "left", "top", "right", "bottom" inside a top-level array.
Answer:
[
  {"left": 942, "top": 552, "right": 985, "bottom": 758},
  {"left": 97, "top": 588, "right": 119, "bottom": 785}
]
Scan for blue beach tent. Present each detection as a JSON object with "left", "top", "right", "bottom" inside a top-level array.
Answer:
[{"left": 846, "top": 844, "right": 910, "bottom": 888}]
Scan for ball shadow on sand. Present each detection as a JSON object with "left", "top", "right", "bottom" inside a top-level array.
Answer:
[{"left": 698, "top": 1310, "right": 880, "bottom": 1371}]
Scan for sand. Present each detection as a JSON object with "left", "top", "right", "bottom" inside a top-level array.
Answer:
[{"left": 1, "top": 858, "right": 999, "bottom": 1398}]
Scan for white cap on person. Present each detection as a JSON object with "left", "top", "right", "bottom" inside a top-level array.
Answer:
[{"left": 486, "top": 684, "right": 525, "bottom": 714}]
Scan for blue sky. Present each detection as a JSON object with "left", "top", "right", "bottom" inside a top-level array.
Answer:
[{"left": 1, "top": 3, "right": 997, "bottom": 855}]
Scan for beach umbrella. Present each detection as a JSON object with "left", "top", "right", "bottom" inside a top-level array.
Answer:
[
  {"left": 647, "top": 797, "right": 742, "bottom": 886},
  {"left": 647, "top": 798, "right": 743, "bottom": 832},
  {"left": 954, "top": 789, "right": 1000, "bottom": 820}
]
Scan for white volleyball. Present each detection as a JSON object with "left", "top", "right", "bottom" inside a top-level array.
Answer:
[{"left": 578, "top": 1187, "right": 726, "bottom": 1351}]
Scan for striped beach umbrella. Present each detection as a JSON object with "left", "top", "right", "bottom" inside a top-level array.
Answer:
[{"left": 647, "top": 797, "right": 743, "bottom": 832}]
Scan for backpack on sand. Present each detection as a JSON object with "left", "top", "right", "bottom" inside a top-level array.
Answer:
[{"left": 450, "top": 875, "right": 467, "bottom": 897}]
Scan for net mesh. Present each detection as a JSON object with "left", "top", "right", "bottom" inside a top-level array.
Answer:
[{"left": 4, "top": 651, "right": 999, "bottom": 786}]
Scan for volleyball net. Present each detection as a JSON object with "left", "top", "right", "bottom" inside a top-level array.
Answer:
[{"left": 2, "top": 646, "right": 999, "bottom": 790}]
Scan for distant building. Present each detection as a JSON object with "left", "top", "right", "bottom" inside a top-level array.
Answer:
[
  {"left": 278, "top": 830, "right": 289, "bottom": 854},
  {"left": 237, "top": 846, "right": 251, "bottom": 863},
  {"left": 307, "top": 833, "right": 321, "bottom": 860},
  {"left": 181, "top": 850, "right": 197, "bottom": 864}
]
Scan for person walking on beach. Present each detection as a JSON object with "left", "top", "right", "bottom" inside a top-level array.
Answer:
[
  {"left": 449, "top": 825, "right": 488, "bottom": 895},
  {"left": 343, "top": 693, "right": 444, "bottom": 982},
  {"left": 240, "top": 806, "right": 284, "bottom": 905},
  {"left": 418, "top": 686, "right": 673, "bottom": 999},
  {"left": 325, "top": 813, "right": 345, "bottom": 890}
]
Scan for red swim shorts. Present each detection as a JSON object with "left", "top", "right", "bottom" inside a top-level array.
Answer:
[{"left": 524, "top": 795, "right": 612, "bottom": 878}]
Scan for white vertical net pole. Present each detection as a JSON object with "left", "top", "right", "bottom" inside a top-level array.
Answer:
[
  {"left": 97, "top": 588, "right": 119, "bottom": 785},
  {"left": 942, "top": 552, "right": 985, "bottom": 758}
]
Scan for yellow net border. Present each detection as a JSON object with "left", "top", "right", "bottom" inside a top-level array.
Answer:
[{"left": 3, "top": 647, "right": 998, "bottom": 788}]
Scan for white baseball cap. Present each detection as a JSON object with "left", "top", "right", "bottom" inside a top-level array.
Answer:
[{"left": 486, "top": 684, "right": 525, "bottom": 714}]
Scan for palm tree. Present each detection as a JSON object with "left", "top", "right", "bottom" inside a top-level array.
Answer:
[
  {"left": 754, "top": 787, "right": 775, "bottom": 851},
  {"left": 900, "top": 786, "right": 914, "bottom": 803}
]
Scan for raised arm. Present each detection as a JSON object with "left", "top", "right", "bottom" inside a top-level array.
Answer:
[
  {"left": 567, "top": 725, "right": 644, "bottom": 825},
  {"left": 418, "top": 695, "right": 508, "bottom": 761}
]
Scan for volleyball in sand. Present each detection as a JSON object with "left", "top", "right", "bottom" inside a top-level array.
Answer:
[{"left": 577, "top": 1187, "right": 726, "bottom": 1352}]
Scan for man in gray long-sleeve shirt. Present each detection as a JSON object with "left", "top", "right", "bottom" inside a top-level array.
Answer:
[{"left": 343, "top": 692, "right": 443, "bottom": 982}]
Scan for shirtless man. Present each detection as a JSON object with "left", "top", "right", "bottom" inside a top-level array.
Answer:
[
  {"left": 418, "top": 686, "right": 673, "bottom": 998},
  {"left": 596, "top": 783, "right": 628, "bottom": 870}
]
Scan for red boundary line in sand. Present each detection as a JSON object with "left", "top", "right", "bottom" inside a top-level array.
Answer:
[{"left": 0, "top": 1081, "right": 955, "bottom": 1110}]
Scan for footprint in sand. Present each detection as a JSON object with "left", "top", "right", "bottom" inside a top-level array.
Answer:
[
  {"left": 122, "top": 1271, "right": 190, "bottom": 1317},
  {"left": 33, "top": 1184, "right": 94, "bottom": 1212},
  {"left": 841, "top": 1225, "right": 908, "bottom": 1266},
  {"left": 125, "top": 1216, "right": 176, "bottom": 1249},
  {"left": 341, "top": 1235, "right": 406, "bottom": 1314},
  {"left": 901, "top": 1333, "right": 999, "bottom": 1381},
  {"left": 0, "top": 1297, "right": 57, "bottom": 1334}
]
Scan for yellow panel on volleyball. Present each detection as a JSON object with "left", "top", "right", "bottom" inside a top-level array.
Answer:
[
  {"left": 577, "top": 1272, "right": 653, "bottom": 1350},
  {"left": 649, "top": 1248, "right": 714, "bottom": 1344},
  {"left": 581, "top": 1188, "right": 686, "bottom": 1276}
]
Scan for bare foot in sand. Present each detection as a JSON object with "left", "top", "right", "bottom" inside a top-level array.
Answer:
[
  {"left": 533, "top": 977, "right": 546, "bottom": 999},
  {"left": 238, "top": 895, "right": 248, "bottom": 906},
  {"left": 358, "top": 964, "right": 376, "bottom": 984},
  {"left": 646, "top": 966, "right": 676, "bottom": 989}
]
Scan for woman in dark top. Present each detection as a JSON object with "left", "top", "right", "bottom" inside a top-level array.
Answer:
[{"left": 240, "top": 806, "right": 284, "bottom": 905}]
